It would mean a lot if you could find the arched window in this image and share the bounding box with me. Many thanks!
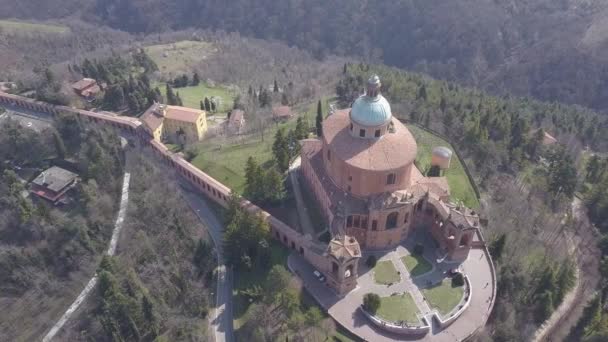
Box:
[359,129,366,137]
[386,212,398,229]
[386,173,396,185]
[375,129,381,137]
[327,149,331,161]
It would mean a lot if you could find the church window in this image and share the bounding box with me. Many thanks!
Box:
[404,212,409,224]
[361,217,368,229]
[346,215,353,227]
[327,149,331,161]
[386,173,396,185]
[371,220,378,231]
[359,129,365,137]
[386,212,398,229]
[354,216,360,227]
[350,123,353,131]
[375,129,381,137]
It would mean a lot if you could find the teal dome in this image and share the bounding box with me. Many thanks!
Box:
[350,94,392,127]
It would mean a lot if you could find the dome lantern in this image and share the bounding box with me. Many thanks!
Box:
[350,75,392,129]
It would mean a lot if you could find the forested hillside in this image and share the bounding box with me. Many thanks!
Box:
[2,0,608,110]
[0,116,124,341]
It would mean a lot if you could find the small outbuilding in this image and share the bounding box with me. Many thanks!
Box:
[272,106,293,121]
[228,109,245,134]
[72,78,103,100]
[30,166,79,204]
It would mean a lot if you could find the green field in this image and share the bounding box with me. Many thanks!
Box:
[422,279,464,316]
[0,19,70,35]
[401,254,432,277]
[408,125,480,209]
[191,107,311,193]
[373,260,400,285]
[157,82,235,113]
[376,293,420,324]
[145,40,215,75]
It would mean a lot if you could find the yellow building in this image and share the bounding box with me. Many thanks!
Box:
[141,103,207,144]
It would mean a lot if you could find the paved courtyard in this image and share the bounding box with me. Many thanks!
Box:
[288,229,495,341]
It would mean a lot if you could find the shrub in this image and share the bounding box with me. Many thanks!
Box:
[413,243,424,256]
[452,273,464,287]
[366,255,377,268]
[363,293,381,314]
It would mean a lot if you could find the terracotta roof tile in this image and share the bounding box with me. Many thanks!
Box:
[165,105,204,123]
[323,109,417,171]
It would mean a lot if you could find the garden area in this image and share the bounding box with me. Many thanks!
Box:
[373,260,400,285]
[157,81,236,113]
[376,293,420,325]
[421,279,465,316]
[408,125,480,209]
[0,19,70,35]
[401,254,432,277]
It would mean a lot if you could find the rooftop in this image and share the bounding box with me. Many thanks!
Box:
[31,166,78,193]
[272,105,292,119]
[327,235,361,262]
[140,103,164,131]
[323,109,418,172]
[71,78,97,91]
[229,109,244,124]
[164,105,204,123]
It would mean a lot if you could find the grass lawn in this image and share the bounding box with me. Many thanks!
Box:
[376,293,420,324]
[422,279,464,316]
[157,82,235,113]
[0,19,70,34]
[401,254,432,277]
[373,260,400,285]
[144,40,216,75]
[408,125,480,209]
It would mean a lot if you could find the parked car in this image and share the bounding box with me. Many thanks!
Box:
[313,270,325,282]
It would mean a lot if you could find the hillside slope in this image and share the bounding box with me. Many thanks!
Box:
[2,0,608,110]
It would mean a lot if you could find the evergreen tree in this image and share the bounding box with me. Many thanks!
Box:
[586,155,602,184]
[192,72,200,86]
[273,79,279,93]
[315,100,323,136]
[248,85,253,97]
[264,168,285,203]
[295,116,308,140]
[489,234,507,261]
[200,100,205,110]
[210,99,216,112]
[273,128,290,172]
[166,84,177,105]
[175,92,183,106]
[204,97,211,112]
[244,157,263,201]
[417,84,428,101]
[281,92,289,105]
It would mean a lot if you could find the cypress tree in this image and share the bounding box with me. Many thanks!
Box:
[192,72,200,86]
[166,84,177,105]
[200,100,205,110]
[315,100,323,136]
[204,97,211,112]
[273,79,279,93]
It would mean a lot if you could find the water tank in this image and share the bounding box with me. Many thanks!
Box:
[431,146,453,170]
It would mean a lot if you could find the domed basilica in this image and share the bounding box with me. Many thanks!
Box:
[300,75,482,293]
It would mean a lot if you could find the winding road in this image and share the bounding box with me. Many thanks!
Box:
[180,183,234,342]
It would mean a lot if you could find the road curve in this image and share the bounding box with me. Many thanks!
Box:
[180,183,234,342]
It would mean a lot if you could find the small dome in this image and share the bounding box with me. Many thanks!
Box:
[350,94,392,127]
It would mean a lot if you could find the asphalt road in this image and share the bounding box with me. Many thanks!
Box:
[180,184,234,342]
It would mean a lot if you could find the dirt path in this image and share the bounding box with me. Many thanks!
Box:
[41,172,131,342]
